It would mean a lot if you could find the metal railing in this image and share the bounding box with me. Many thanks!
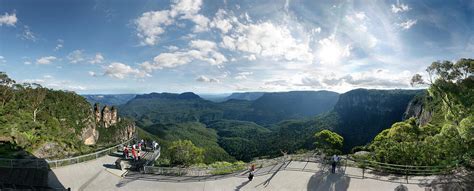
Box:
[143,163,247,176]
[0,138,134,169]
[345,157,458,179]
[46,138,135,168]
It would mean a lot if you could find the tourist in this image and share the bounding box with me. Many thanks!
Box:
[251,164,256,171]
[131,146,137,161]
[248,170,254,181]
[331,154,339,173]
[137,150,141,160]
[153,141,159,151]
[123,146,129,159]
[143,140,147,150]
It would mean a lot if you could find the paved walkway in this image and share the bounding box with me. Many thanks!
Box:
[50,154,472,191]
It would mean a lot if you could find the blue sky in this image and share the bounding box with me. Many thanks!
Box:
[0,0,473,94]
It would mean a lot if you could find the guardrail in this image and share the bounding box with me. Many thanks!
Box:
[345,157,458,177]
[0,138,135,169]
[143,163,247,176]
[47,138,135,168]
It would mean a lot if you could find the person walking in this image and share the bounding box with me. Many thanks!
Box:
[331,154,339,173]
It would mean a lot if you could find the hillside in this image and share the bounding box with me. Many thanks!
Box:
[0,72,135,159]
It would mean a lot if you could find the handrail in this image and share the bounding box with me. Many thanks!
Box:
[345,156,458,176]
[46,138,135,168]
[0,138,135,169]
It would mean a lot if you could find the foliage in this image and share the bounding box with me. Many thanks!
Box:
[168,140,204,167]
[370,58,473,166]
[208,161,246,175]
[0,72,97,158]
[314,130,344,155]
[142,122,235,163]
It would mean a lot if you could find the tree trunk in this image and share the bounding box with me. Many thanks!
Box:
[33,108,37,122]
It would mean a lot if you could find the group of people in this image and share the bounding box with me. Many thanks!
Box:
[122,139,159,161]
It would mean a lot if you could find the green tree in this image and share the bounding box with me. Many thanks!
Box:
[168,140,204,166]
[314,130,343,155]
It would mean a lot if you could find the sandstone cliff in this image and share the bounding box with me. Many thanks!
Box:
[403,94,433,126]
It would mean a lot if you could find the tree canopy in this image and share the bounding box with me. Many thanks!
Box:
[168,140,204,166]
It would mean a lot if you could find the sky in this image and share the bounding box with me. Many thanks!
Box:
[0,0,473,94]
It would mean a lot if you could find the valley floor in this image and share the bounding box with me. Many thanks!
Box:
[50,154,470,191]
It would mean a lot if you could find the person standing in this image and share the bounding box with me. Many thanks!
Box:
[331,154,339,173]
[248,170,254,181]
[123,146,129,159]
[131,146,137,161]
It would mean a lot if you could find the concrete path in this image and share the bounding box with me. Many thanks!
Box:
[50,155,471,191]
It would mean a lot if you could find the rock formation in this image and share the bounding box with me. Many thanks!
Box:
[98,105,118,128]
[94,103,101,122]
[403,96,433,126]
[81,117,98,145]
[111,106,118,125]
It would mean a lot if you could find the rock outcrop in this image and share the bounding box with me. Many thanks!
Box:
[81,117,98,145]
[94,103,101,122]
[403,95,433,126]
[94,104,119,128]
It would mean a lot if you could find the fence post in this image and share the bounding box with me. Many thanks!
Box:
[362,160,365,179]
[405,165,408,184]
[10,159,13,168]
[344,158,347,174]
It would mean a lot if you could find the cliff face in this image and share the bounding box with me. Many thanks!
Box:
[403,94,433,126]
[332,89,423,151]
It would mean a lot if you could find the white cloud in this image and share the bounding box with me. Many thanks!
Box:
[312,27,321,34]
[234,72,253,80]
[297,69,413,91]
[398,19,417,30]
[210,9,233,34]
[141,39,227,72]
[135,10,173,46]
[88,71,98,77]
[104,62,142,79]
[21,25,36,41]
[89,53,104,64]
[0,12,17,26]
[391,2,411,13]
[0,56,6,63]
[195,75,219,83]
[135,0,207,46]
[24,61,32,65]
[67,50,85,64]
[221,21,313,62]
[22,77,87,91]
[36,56,57,65]
[54,39,64,51]
[166,45,179,51]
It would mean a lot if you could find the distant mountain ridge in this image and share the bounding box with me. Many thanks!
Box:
[82,94,136,106]
[119,90,340,125]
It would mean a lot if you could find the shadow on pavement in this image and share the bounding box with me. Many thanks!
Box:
[0,142,67,190]
[234,180,251,191]
[307,171,350,191]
